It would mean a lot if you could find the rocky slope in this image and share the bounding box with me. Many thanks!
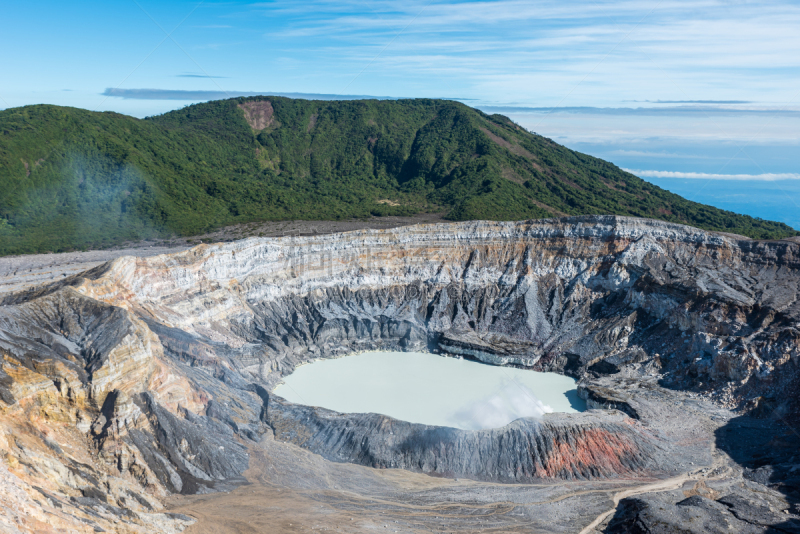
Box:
[0,215,799,532]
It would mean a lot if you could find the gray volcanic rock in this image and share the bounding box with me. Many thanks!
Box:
[438,329,537,365]
[129,393,249,494]
[266,394,662,482]
[606,492,800,534]
[606,495,763,534]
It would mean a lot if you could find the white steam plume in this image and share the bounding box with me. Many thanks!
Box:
[449,378,553,430]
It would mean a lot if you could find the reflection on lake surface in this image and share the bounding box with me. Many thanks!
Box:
[273,351,586,430]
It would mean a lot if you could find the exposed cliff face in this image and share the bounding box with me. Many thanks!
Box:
[0,215,798,532]
[72,215,800,400]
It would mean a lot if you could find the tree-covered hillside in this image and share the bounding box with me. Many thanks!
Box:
[0,97,795,255]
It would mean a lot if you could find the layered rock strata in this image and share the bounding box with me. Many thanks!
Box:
[0,215,798,532]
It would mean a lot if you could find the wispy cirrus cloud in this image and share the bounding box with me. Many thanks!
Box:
[247,0,800,107]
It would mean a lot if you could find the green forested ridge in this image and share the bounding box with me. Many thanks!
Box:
[0,97,795,255]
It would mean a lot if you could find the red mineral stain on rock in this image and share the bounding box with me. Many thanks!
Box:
[535,427,644,479]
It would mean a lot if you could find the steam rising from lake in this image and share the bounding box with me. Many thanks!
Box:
[450,378,555,430]
[273,351,584,430]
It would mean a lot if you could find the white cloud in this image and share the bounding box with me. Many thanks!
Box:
[625,169,800,181]
[448,378,553,430]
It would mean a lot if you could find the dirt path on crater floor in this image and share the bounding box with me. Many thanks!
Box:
[578,454,735,533]
[166,435,697,534]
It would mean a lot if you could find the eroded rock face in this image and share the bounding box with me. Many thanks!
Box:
[267,396,661,481]
[606,491,800,534]
[71,215,800,399]
[0,215,798,532]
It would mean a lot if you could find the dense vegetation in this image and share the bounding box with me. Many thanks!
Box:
[0,97,795,255]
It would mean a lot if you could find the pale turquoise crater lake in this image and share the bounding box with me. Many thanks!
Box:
[273,351,586,430]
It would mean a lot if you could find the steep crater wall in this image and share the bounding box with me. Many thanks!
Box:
[76,215,800,395]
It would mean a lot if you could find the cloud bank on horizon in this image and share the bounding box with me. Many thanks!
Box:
[626,170,800,181]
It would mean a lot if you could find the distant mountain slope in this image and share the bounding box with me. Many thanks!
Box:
[0,97,795,254]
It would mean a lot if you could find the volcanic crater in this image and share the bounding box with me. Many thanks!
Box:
[1,215,800,533]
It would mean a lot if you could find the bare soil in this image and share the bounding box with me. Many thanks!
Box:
[166,432,622,534]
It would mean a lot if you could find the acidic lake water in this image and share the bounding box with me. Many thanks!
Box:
[273,351,586,430]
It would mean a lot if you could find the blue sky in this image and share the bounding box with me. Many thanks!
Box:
[3,0,799,111]
[1,0,799,225]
